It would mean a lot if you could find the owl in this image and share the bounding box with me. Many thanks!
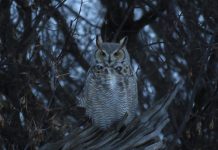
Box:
[79,36,138,129]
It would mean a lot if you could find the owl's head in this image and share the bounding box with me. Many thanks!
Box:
[93,36,130,66]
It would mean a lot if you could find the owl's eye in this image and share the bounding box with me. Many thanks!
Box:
[113,50,124,59]
[96,50,107,62]
[100,51,106,57]
[114,51,120,56]
[96,50,106,58]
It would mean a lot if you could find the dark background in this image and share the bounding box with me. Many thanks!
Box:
[0,0,217,149]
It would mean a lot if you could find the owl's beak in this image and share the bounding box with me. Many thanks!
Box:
[108,56,113,66]
[108,57,111,64]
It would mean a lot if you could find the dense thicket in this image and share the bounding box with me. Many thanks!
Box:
[0,0,217,149]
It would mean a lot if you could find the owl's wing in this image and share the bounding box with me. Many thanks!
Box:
[76,67,95,108]
[76,89,86,108]
[121,67,138,124]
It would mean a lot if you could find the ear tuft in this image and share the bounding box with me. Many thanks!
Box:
[119,36,128,48]
[96,35,103,49]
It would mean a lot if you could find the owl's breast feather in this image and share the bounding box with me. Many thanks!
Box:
[108,74,117,89]
[93,68,124,86]
[84,66,137,128]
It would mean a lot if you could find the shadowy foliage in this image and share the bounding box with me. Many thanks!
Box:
[0,0,217,149]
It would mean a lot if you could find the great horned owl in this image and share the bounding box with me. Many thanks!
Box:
[79,36,138,129]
